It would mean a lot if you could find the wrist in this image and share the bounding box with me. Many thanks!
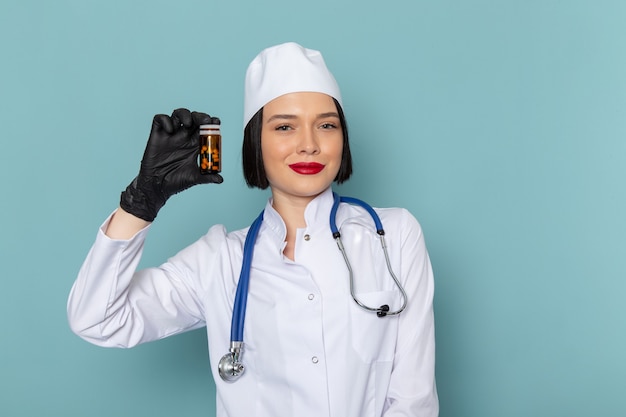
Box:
[119,177,164,222]
[105,207,151,239]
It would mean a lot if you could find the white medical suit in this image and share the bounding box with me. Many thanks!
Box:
[67,187,438,416]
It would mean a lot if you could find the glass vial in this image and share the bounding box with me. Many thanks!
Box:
[199,118,221,174]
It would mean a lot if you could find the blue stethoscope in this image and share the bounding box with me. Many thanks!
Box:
[217,193,408,382]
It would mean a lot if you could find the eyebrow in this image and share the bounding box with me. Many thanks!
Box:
[265,112,340,123]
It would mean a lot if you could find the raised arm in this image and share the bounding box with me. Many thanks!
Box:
[68,108,223,346]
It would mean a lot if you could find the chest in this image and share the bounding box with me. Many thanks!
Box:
[242,222,402,356]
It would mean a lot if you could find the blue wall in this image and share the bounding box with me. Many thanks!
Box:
[1,1,625,415]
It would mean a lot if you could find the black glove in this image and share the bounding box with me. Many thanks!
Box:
[120,108,223,222]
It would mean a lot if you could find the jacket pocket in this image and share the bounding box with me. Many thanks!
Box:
[349,290,399,363]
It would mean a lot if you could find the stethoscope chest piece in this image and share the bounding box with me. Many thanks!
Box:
[218,341,245,382]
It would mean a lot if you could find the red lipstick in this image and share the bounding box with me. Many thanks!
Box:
[289,162,325,175]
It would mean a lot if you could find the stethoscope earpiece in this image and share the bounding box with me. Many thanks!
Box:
[376,304,390,318]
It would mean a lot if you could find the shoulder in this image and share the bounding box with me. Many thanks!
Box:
[375,207,425,247]
[170,223,249,262]
[376,207,422,232]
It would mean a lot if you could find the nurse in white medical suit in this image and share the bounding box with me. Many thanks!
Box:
[68,42,439,417]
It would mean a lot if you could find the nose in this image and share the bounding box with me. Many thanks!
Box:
[296,127,320,155]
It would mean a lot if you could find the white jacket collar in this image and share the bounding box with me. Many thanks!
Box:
[262,187,335,244]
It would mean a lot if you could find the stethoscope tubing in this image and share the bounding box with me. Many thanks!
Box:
[219,193,408,381]
[230,211,264,342]
[330,193,408,317]
[330,194,383,235]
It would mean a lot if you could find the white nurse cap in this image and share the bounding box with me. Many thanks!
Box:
[243,42,342,128]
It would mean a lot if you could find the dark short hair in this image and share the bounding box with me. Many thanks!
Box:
[242,98,352,189]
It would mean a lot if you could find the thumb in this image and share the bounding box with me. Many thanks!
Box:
[196,173,224,185]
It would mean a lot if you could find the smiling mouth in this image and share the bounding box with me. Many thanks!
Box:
[289,162,325,175]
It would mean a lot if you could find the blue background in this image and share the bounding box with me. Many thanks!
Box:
[1,0,625,415]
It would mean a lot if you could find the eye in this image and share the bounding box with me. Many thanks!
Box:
[320,122,338,129]
[275,124,292,131]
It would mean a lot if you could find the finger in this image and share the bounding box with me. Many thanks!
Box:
[191,111,213,126]
[153,114,174,134]
[172,108,193,128]
[180,160,224,186]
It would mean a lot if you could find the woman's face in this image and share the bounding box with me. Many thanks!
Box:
[261,92,343,202]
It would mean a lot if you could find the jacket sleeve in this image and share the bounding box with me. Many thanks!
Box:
[384,209,439,416]
[67,213,217,348]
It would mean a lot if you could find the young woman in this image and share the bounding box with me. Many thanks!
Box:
[68,42,439,416]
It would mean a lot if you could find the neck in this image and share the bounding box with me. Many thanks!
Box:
[271,193,311,231]
[270,189,327,260]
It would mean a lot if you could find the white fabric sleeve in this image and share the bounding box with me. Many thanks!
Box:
[67,213,225,348]
[384,209,439,416]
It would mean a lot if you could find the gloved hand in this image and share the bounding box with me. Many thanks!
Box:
[120,108,223,222]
